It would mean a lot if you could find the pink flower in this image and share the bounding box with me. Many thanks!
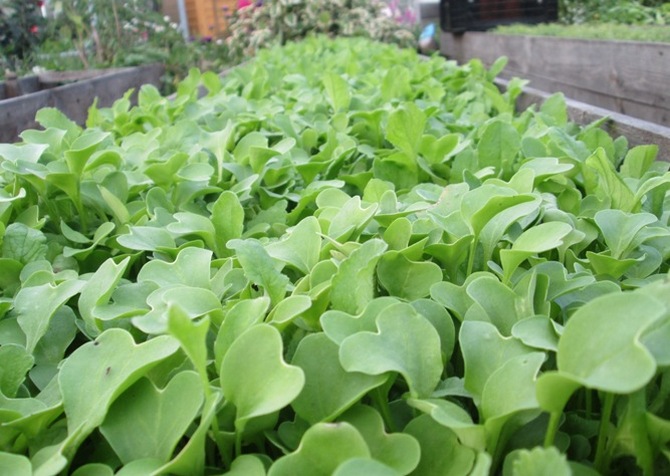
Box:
[238,0,252,8]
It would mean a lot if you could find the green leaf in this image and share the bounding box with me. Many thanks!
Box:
[465,275,520,336]
[339,310,442,398]
[583,147,635,212]
[481,353,545,446]
[511,317,559,352]
[99,372,204,464]
[0,344,34,397]
[477,120,521,176]
[593,209,657,260]
[131,285,221,335]
[620,145,658,179]
[339,405,420,474]
[411,298,456,364]
[381,65,411,102]
[78,257,130,336]
[155,391,222,476]
[333,459,399,476]
[266,217,321,275]
[71,464,114,476]
[117,226,176,251]
[386,103,426,159]
[557,291,666,393]
[0,452,32,475]
[211,191,245,258]
[504,446,571,476]
[214,297,270,371]
[500,222,573,282]
[137,247,212,289]
[64,130,111,176]
[228,239,290,307]
[220,324,304,432]
[224,455,268,475]
[267,295,312,329]
[291,333,387,424]
[167,306,210,383]
[166,212,216,251]
[323,73,351,112]
[31,306,78,390]
[15,279,85,353]
[535,372,582,414]
[326,196,378,242]
[404,414,477,476]
[330,239,387,315]
[321,297,401,345]
[268,422,370,476]
[3,223,47,265]
[377,251,443,300]
[58,329,179,455]
[460,321,532,402]
[35,107,81,142]
[406,398,486,450]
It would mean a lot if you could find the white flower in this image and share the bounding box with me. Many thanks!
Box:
[164,15,170,22]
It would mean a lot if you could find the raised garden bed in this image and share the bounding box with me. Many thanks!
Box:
[0,64,164,143]
[3,35,670,475]
[440,31,670,128]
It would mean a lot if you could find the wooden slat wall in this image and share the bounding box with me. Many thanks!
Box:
[185,0,237,38]
[440,32,670,127]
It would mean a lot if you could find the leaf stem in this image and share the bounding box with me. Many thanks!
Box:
[629,389,654,476]
[594,392,615,473]
[585,389,593,420]
[544,411,561,448]
[235,431,242,459]
[372,386,397,433]
[466,237,477,276]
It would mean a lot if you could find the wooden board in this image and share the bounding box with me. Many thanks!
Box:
[441,32,670,127]
[0,64,164,143]
[185,0,237,38]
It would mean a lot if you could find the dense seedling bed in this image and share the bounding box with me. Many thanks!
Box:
[1,36,670,475]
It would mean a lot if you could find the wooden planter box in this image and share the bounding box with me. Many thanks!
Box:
[0,64,164,143]
[440,32,670,127]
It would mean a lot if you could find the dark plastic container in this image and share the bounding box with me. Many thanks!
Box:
[440,0,558,33]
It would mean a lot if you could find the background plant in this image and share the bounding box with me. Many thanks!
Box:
[0,0,46,74]
[225,0,418,63]
[560,0,670,25]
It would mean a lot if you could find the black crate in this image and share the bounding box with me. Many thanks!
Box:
[440,0,559,33]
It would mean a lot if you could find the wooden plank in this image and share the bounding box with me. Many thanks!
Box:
[0,64,165,143]
[37,68,127,86]
[496,78,670,162]
[441,32,670,127]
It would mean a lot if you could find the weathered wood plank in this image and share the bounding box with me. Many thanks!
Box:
[37,68,128,86]
[441,31,670,127]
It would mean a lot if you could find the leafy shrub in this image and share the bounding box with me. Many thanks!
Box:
[561,0,670,24]
[225,0,417,62]
[0,0,45,73]
[1,36,670,475]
